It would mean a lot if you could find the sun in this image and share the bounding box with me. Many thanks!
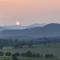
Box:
[16,21,20,26]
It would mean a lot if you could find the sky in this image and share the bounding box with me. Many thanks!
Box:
[0,0,60,26]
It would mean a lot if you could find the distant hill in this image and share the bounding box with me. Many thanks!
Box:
[0,23,60,39]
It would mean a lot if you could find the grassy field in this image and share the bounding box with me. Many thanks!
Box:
[0,43,60,60]
[8,47,60,57]
[0,57,60,60]
[0,56,11,60]
[18,57,60,60]
[2,43,60,58]
[2,48,60,56]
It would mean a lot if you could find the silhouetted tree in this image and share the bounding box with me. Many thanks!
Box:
[0,51,4,56]
[25,51,32,57]
[45,54,54,58]
[5,52,11,56]
[14,52,20,56]
[12,55,18,60]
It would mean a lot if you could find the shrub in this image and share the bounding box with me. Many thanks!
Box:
[32,53,40,57]
[5,52,11,56]
[45,54,54,58]
[14,52,20,56]
[21,51,41,57]
[25,51,32,57]
[12,55,18,60]
[21,53,25,57]
[0,51,4,56]
[36,53,40,57]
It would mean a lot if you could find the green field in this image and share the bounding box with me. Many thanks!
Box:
[2,43,60,58]
[0,57,60,60]
[18,57,60,60]
[2,47,60,57]
[0,43,60,60]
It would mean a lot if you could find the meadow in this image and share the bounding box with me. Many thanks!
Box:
[0,57,60,60]
[0,43,60,60]
[18,57,60,60]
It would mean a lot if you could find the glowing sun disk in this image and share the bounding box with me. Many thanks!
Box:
[16,21,20,26]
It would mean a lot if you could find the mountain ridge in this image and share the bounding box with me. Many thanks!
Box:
[0,23,60,39]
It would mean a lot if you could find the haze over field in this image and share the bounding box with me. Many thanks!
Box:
[0,0,60,26]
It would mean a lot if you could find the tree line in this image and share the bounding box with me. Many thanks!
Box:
[0,37,60,49]
[0,50,55,57]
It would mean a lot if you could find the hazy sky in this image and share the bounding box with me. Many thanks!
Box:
[0,0,60,26]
